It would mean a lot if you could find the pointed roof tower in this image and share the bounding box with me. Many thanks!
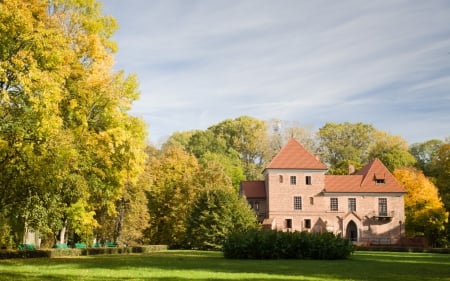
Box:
[266,138,327,170]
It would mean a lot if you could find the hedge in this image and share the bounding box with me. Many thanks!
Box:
[223,230,355,260]
[0,245,168,259]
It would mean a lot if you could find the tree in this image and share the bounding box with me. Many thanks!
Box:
[185,186,258,250]
[410,139,443,178]
[317,122,376,167]
[394,168,448,247]
[0,0,146,247]
[368,131,416,172]
[145,146,200,246]
[209,116,268,179]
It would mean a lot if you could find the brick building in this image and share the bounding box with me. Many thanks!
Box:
[240,138,406,244]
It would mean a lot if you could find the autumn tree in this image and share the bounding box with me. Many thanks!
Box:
[394,168,448,246]
[0,0,146,247]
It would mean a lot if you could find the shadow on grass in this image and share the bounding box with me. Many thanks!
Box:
[1,251,449,281]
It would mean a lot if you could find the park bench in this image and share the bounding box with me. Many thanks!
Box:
[105,241,118,247]
[53,243,68,249]
[75,243,87,249]
[18,243,35,250]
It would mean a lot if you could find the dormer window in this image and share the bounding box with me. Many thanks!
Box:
[375,179,385,185]
[374,173,386,185]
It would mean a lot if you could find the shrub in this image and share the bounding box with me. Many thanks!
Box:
[223,230,355,260]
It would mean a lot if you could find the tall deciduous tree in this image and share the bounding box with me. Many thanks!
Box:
[145,146,200,246]
[317,122,376,167]
[410,139,443,178]
[185,186,258,250]
[0,0,146,247]
[209,116,268,180]
[394,168,448,246]
[368,131,416,172]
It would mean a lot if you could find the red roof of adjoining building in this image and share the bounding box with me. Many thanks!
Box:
[325,158,406,193]
[240,181,266,199]
[266,138,328,170]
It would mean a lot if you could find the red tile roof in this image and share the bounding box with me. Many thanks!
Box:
[325,158,406,193]
[240,181,266,198]
[266,138,328,170]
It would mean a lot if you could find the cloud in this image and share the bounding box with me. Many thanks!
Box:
[102,0,450,144]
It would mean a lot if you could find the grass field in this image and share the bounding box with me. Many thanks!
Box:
[0,250,449,281]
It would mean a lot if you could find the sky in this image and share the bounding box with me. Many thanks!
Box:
[101,0,450,146]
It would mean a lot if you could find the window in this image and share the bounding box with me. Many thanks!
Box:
[375,179,385,185]
[348,198,356,212]
[286,219,292,229]
[304,219,311,229]
[254,201,259,211]
[378,198,387,216]
[310,197,314,205]
[279,175,283,183]
[330,198,338,211]
[290,176,297,185]
[294,196,302,210]
[305,176,312,185]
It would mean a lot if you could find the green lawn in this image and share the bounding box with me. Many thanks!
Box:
[0,250,449,281]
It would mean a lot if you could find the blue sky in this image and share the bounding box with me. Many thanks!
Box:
[101,0,450,145]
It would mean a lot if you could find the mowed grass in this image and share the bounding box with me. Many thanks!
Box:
[0,250,449,281]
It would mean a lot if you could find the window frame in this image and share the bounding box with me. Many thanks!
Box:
[305,175,312,185]
[294,196,302,210]
[330,198,338,211]
[348,198,356,212]
[290,176,297,185]
[378,198,388,216]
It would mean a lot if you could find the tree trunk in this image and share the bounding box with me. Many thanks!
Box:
[59,220,67,244]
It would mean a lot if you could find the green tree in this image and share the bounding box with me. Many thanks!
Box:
[145,146,200,246]
[317,122,376,167]
[368,131,416,172]
[410,139,443,178]
[185,186,258,250]
[209,116,268,179]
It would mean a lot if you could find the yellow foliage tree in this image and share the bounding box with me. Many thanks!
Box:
[394,168,449,246]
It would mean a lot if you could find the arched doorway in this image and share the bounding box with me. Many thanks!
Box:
[346,221,358,242]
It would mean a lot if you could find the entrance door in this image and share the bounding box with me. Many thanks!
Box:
[346,221,358,242]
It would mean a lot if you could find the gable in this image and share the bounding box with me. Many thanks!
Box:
[265,138,327,170]
[325,158,406,193]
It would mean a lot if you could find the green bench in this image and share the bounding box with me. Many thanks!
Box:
[105,241,118,247]
[75,242,87,249]
[18,243,35,250]
[53,243,68,249]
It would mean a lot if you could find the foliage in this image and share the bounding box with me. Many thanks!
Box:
[145,146,200,246]
[223,230,355,260]
[209,116,268,179]
[368,131,416,171]
[394,168,449,246]
[317,122,376,166]
[410,139,443,178]
[0,0,146,247]
[185,186,258,250]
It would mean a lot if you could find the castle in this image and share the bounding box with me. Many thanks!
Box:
[240,138,406,244]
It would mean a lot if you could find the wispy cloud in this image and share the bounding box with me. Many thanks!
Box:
[102,0,450,144]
